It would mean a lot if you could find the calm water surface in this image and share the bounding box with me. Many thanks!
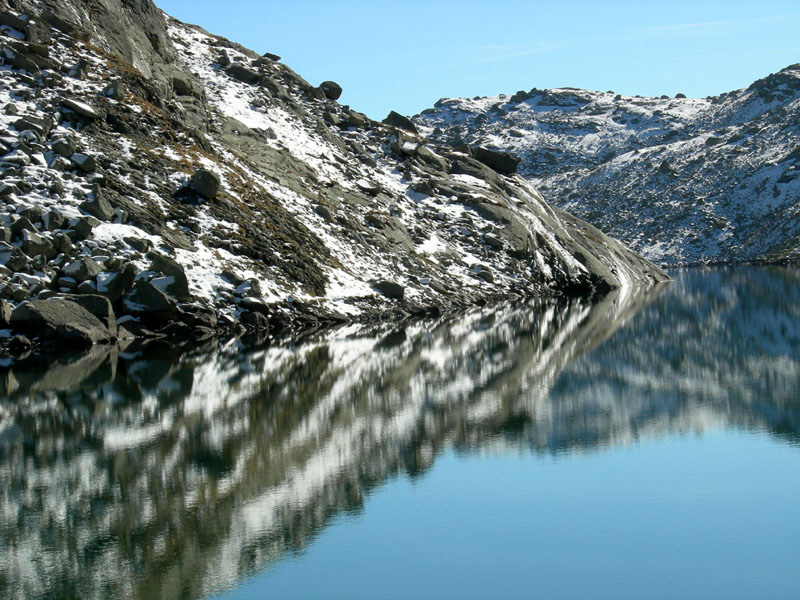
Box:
[1,267,799,599]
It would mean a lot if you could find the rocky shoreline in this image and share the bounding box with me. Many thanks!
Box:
[0,0,668,359]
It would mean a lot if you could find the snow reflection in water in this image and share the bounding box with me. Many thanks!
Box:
[1,267,799,600]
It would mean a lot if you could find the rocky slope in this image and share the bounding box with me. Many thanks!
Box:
[0,0,667,352]
[414,65,800,265]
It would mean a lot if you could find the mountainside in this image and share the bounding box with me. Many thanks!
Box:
[414,65,800,265]
[0,0,666,350]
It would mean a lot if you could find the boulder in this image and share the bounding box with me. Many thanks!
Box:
[191,168,221,199]
[382,110,418,133]
[0,242,28,272]
[20,230,56,260]
[149,252,190,301]
[472,147,520,175]
[80,189,115,222]
[70,153,96,173]
[227,64,259,83]
[62,98,100,119]
[62,256,102,282]
[122,280,177,321]
[10,298,113,347]
[319,80,343,101]
[62,294,116,338]
[374,280,405,300]
[96,262,137,303]
[239,309,269,330]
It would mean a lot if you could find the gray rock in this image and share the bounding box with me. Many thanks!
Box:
[102,80,125,100]
[227,64,259,83]
[71,216,99,239]
[76,280,97,294]
[70,153,96,173]
[191,168,221,199]
[473,264,495,283]
[63,256,102,282]
[10,297,112,347]
[0,183,19,197]
[10,216,37,238]
[123,280,177,320]
[148,252,190,301]
[239,309,269,329]
[124,236,153,253]
[25,19,52,45]
[382,110,418,133]
[483,232,504,249]
[42,210,67,231]
[374,280,405,300]
[319,81,343,101]
[50,138,76,158]
[80,192,115,222]
[20,230,55,260]
[62,293,116,338]
[0,242,28,272]
[472,147,521,175]
[97,262,137,303]
[62,98,100,119]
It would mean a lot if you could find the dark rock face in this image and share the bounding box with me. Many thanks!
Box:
[472,147,521,175]
[382,110,418,133]
[374,280,404,300]
[122,280,178,322]
[148,253,190,301]
[10,298,113,347]
[319,80,342,100]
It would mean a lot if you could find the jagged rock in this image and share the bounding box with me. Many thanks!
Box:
[80,191,115,222]
[63,257,102,282]
[148,252,190,301]
[263,52,281,61]
[42,211,67,231]
[62,98,100,119]
[0,182,18,197]
[70,153,96,173]
[319,80,342,100]
[25,19,53,45]
[10,297,113,347]
[483,232,504,249]
[124,236,153,253]
[216,49,231,67]
[122,280,178,320]
[0,242,27,272]
[20,230,55,260]
[50,138,75,158]
[191,168,221,199]
[374,280,405,300]
[10,217,36,238]
[15,115,51,137]
[472,264,495,283]
[472,147,520,175]
[102,80,126,99]
[97,263,137,303]
[70,216,98,239]
[172,74,203,99]
[383,111,418,133]
[62,294,117,338]
[227,64,259,83]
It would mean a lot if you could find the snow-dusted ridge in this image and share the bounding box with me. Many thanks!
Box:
[414,65,800,265]
[0,0,665,348]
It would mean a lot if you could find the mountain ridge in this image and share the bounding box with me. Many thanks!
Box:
[414,63,800,265]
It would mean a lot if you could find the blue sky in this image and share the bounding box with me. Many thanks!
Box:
[156,0,800,120]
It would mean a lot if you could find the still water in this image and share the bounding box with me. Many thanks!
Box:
[1,267,799,599]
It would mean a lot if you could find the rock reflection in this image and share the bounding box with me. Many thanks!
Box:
[1,268,799,600]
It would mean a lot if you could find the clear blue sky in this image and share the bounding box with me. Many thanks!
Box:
[156,0,800,120]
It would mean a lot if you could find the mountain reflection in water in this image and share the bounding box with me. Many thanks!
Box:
[1,267,799,600]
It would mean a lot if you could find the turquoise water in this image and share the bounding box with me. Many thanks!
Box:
[1,267,799,599]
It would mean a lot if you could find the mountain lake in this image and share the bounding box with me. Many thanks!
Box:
[1,266,798,600]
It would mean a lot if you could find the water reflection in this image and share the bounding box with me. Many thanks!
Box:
[1,267,799,600]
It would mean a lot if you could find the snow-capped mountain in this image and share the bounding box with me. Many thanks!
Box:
[414,65,800,265]
[0,0,666,351]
